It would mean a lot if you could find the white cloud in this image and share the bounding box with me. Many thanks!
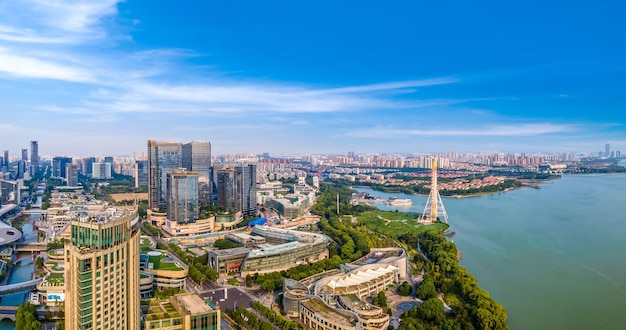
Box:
[0,0,122,44]
[0,49,94,82]
[346,123,575,138]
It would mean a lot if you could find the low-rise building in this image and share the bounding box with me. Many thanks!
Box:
[208,226,329,276]
[143,293,220,330]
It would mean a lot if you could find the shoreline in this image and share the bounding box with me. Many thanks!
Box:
[354,182,544,199]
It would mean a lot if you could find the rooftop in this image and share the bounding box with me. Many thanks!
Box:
[173,293,216,315]
[301,298,355,327]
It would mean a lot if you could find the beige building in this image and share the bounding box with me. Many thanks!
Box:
[144,293,220,330]
[64,207,141,330]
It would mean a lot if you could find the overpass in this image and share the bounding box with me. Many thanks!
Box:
[23,209,49,215]
[0,277,44,296]
[15,242,48,252]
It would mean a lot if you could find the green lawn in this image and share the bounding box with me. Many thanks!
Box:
[147,254,184,271]
[356,210,449,237]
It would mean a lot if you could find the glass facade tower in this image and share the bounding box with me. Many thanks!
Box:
[148,141,182,209]
[167,169,199,224]
[182,141,212,205]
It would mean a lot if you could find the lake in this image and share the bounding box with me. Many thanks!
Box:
[356,173,626,329]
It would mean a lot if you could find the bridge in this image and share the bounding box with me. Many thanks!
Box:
[15,242,48,252]
[0,306,18,322]
[23,209,49,215]
[0,277,44,296]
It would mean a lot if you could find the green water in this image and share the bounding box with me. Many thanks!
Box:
[357,174,626,329]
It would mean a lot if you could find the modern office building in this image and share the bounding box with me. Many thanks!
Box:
[92,162,112,179]
[52,157,73,178]
[235,164,257,216]
[217,168,236,212]
[167,169,199,225]
[182,141,212,204]
[148,141,182,209]
[22,148,28,161]
[30,141,39,174]
[64,207,141,330]
[605,144,611,157]
[3,150,8,168]
[66,164,79,187]
[135,160,148,188]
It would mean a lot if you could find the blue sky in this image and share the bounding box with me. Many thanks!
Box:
[0,0,624,156]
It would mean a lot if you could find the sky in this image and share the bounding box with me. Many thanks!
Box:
[0,0,625,157]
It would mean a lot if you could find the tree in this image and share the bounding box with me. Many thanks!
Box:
[416,298,445,323]
[416,278,438,300]
[398,281,413,296]
[373,291,387,308]
[35,256,44,269]
[16,302,42,330]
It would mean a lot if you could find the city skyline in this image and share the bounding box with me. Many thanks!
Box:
[0,1,625,156]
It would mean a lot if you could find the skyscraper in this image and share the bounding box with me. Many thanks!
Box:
[52,157,73,178]
[605,143,611,157]
[182,141,212,204]
[217,165,257,216]
[217,168,236,212]
[235,164,257,216]
[21,149,28,161]
[3,150,8,168]
[16,160,25,179]
[30,141,39,174]
[64,207,141,330]
[148,141,182,209]
[167,169,199,224]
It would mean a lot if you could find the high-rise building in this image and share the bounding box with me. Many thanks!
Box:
[21,149,28,161]
[30,141,39,174]
[167,169,199,224]
[81,157,96,177]
[135,160,148,188]
[64,208,141,330]
[3,150,8,168]
[92,162,112,179]
[104,156,114,174]
[182,141,212,204]
[605,144,611,157]
[148,141,182,209]
[66,164,79,186]
[17,160,26,179]
[52,157,73,178]
[217,168,236,212]
[235,164,257,216]
[217,165,257,216]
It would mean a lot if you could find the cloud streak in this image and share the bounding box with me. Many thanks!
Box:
[0,0,122,44]
[346,123,575,138]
